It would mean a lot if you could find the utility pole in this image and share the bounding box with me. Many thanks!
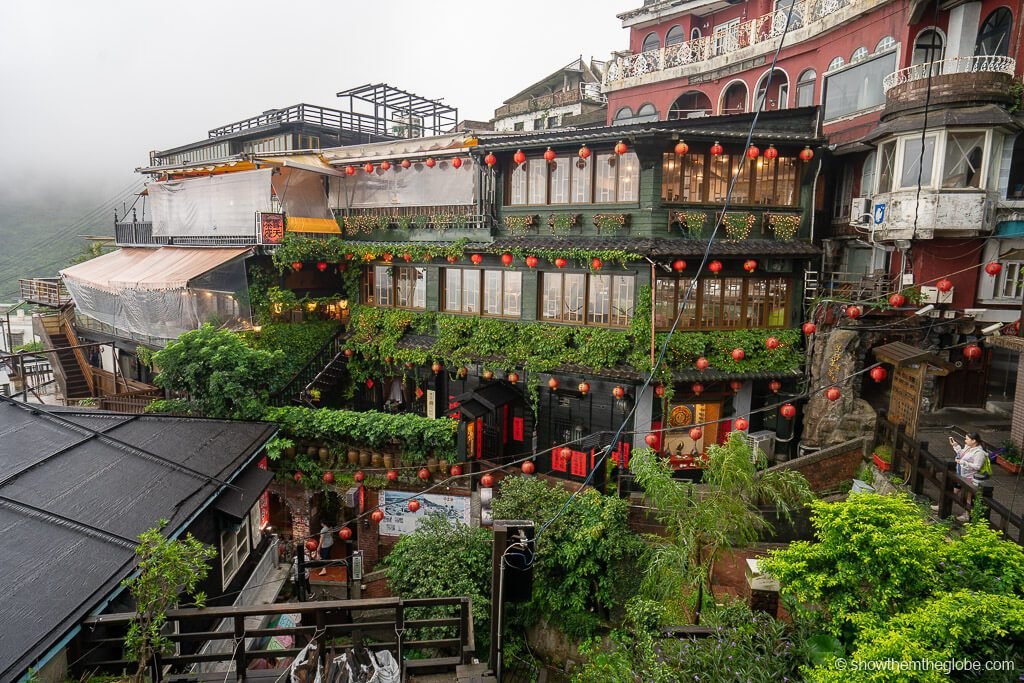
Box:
[488,520,535,681]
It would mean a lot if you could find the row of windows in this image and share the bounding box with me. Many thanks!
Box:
[661,153,800,205]
[654,277,790,330]
[507,152,640,206]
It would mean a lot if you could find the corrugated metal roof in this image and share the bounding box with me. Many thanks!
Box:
[0,402,276,682]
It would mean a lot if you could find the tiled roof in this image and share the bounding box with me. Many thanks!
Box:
[486,237,820,258]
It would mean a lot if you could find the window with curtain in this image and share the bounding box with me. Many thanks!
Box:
[662,152,798,205]
[942,132,985,189]
[444,268,520,317]
[542,272,634,326]
[656,276,789,330]
[506,151,637,205]
[363,266,425,310]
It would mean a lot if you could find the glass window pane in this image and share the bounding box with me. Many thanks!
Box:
[747,279,768,326]
[550,158,571,203]
[701,278,722,326]
[375,266,392,307]
[901,136,936,188]
[878,142,896,193]
[766,278,788,326]
[942,133,985,188]
[563,274,585,322]
[612,275,634,325]
[661,152,681,202]
[654,277,677,329]
[572,156,592,203]
[709,154,732,202]
[722,278,744,327]
[528,158,547,204]
[484,270,502,315]
[595,153,617,202]
[445,269,461,311]
[588,275,611,325]
[463,269,480,313]
[682,153,706,202]
[413,268,425,309]
[510,162,527,205]
[503,271,522,317]
[617,152,640,202]
[542,273,561,320]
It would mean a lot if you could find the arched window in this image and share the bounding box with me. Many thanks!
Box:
[976,8,1012,57]
[860,150,876,198]
[851,47,869,63]
[636,103,659,122]
[613,106,634,122]
[912,29,944,66]
[669,91,714,119]
[796,68,816,107]
[721,81,748,114]
[827,56,844,72]
[642,32,661,52]
[875,36,896,52]
[754,70,789,111]
[691,27,702,40]
[666,25,685,47]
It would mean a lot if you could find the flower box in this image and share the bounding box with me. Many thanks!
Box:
[996,454,1022,474]
[872,452,892,472]
[593,212,630,233]
[503,214,537,235]
[548,212,581,235]
[673,210,707,238]
[767,213,801,241]
[721,212,756,240]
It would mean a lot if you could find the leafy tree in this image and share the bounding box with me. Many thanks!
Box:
[150,324,285,419]
[629,432,812,623]
[381,514,492,653]
[491,475,644,637]
[123,522,216,682]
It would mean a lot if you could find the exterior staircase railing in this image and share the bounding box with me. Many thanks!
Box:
[270,326,348,406]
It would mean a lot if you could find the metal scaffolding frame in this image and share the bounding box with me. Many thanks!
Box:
[336,83,458,138]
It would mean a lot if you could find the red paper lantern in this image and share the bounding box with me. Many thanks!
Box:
[522,460,535,474]
[408,499,420,513]
[482,369,494,380]
[345,253,354,260]
[525,255,539,268]
[484,152,497,167]
[578,381,590,395]
[554,257,568,268]
[888,293,906,308]
[338,527,352,540]
[985,262,1002,277]
[766,336,780,350]
[870,366,888,383]
[508,372,519,384]
[710,141,724,156]
[695,357,709,371]
[363,162,374,173]
[432,361,443,374]
[345,166,356,176]
[380,160,391,171]
[747,145,760,159]
[323,471,334,484]
[578,145,591,159]
[365,379,374,388]
[731,348,745,361]
[306,539,319,552]
[802,321,817,335]
[780,403,796,419]
[672,259,687,272]
[382,252,393,263]
[293,471,302,482]
[386,469,398,482]
[481,473,495,488]
[691,382,704,396]
[548,377,560,390]
[730,379,744,392]
[447,255,459,263]
[645,433,659,447]
[674,141,689,156]
[743,259,757,273]
[560,446,572,459]
[418,467,430,480]
[343,348,354,358]
[513,149,526,165]
[354,470,365,483]
[764,145,779,160]
[846,305,862,319]
[591,257,603,270]
[317,261,328,272]
[405,361,415,369]
[963,344,982,361]
[708,260,723,274]
[470,253,483,265]
[768,379,782,393]
[425,157,436,168]
[401,159,412,169]
[451,464,463,476]
[825,387,841,401]
[543,147,556,162]
[451,157,463,169]
[612,385,625,399]
[501,253,514,267]
[654,384,665,397]
[799,146,814,162]
[936,278,953,293]
[734,417,749,431]
[689,427,703,440]
[292,261,303,271]
[614,141,628,155]
[370,509,385,523]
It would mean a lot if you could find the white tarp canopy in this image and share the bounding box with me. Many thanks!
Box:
[148,169,273,237]
[271,167,332,219]
[328,158,477,209]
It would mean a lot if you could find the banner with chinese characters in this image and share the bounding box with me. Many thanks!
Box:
[259,212,285,244]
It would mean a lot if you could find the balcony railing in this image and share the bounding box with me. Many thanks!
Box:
[18,278,70,307]
[494,82,607,118]
[605,0,861,87]
[882,55,1016,92]
[207,103,383,139]
[115,221,260,247]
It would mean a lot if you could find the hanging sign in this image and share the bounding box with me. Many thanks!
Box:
[259,212,285,244]
[426,389,436,419]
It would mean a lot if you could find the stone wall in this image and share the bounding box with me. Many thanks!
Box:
[768,436,868,492]
[802,327,877,448]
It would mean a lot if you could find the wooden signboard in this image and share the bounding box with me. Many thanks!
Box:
[888,364,925,438]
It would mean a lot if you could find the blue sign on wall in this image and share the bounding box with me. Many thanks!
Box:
[873,203,886,225]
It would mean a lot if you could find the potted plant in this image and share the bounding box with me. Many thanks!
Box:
[872,444,893,472]
[996,440,1022,474]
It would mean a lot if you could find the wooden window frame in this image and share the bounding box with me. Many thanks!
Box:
[441,267,522,318]
[654,275,791,331]
[661,151,801,206]
[505,151,640,207]
[361,265,426,311]
[540,272,635,328]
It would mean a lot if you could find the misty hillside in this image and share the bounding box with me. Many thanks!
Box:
[0,179,145,302]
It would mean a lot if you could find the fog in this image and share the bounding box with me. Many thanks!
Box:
[0,0,629,201]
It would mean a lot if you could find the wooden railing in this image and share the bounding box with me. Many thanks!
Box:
[60,309,95,396]
[270,327,347,406]
[18,278,70,307]
[75,595,476,681]
[875,412,1023,546]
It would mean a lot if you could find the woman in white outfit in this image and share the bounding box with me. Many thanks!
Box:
[950,432,987,482]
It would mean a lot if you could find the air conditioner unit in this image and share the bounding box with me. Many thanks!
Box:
[343,486,360,508]
[851,197,872,224]
[920,285,954,304]
[748,430,777,463]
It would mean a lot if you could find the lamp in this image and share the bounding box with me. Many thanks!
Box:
[982,322,1003,334]
[914,304,935,316]
[339,299,349,310]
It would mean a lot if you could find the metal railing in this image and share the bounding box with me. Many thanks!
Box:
[271,327,346,406]
[18,278,70,307]
[74,311,175,348]
[207,103,385,139]
[115,221,260,247]
[605,0,858,85]
[882,55,1016,92]
[494,82,607,118]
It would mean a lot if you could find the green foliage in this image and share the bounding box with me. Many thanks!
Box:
[241,320,339,390]
[122,522,216,681]
[66,241,115,266]
[936,520,1024,596]
[271,234,470,273]
[629,434,812,622]
[491,476,645,638]
[872,444,893,463]
[12,340,43,353]
[265,405,458,463]
[149,324,286,420]
[1000,439,1023,465]
[381,515,492,654]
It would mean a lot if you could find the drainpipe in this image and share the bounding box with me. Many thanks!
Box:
[648,260,657,368]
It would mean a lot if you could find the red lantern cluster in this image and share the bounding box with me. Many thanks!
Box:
[525,255,539,268]
[370,509,385,523]
[451,157,463,169]
[768,379,782,393]
[675,141,689,156]
[363,162,374,174]
[825,387,841,402]
[338,527,352,540]
[870,366,888,383]
[354,470,365,483]
[501,253,514,267]
[614,141,628,155]
[345,166,356,176]
[689,427,703,440]
[578,145,591,159]
[548,377,560,390]
[672,259,687,272]
[408,499,420,513]
[380,160,391,171]
[554,257,568,268]
[543,147,556,162]
[645,433,659,448]
[316,261,328,272]
[470,253,483,265]
[764,145,779,160]
[386,469,399,482]
[306,539,318,552]
[747,145,760,160]
[418,467,430,481]
[323,471,334,484]
[591,257,603,270]
[985,262,1002,277]
[730,379,744,392]
[691,382,704,396]
[508,372,519,384]
[846,305,862,319]
[710,141,724,156]
[612,386,626,399]
[731,348,745,361]
[799,146,814,162]
[292,261,303,271]
[654,384,665,397]
[802,321,817,335]
[513,149,526,165]
[766,336,780,350]
[425,157,436,168]
[481,473,495,488]
[401,159,412,169]
[484,153,497,167]
[889,293,906,308]
[451,464,463,476]
[578,381,590,395]
[695,357,709,371]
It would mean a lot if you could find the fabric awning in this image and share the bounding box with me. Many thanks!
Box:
[256,154,346,177]
[61,247,252,293]
[215,463,275,521]
[286,217,341,234]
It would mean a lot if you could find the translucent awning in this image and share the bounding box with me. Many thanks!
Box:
[286,217,341,234]
[61,247,252,293]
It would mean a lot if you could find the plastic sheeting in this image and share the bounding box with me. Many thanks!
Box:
[329,158,476,209]
[272,167,332,219]
[61,247,252,344]
[149,168,273,237]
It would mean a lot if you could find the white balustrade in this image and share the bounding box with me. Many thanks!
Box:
[881,55,1016,92]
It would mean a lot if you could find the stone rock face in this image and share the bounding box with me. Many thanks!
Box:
[802,327,877,448]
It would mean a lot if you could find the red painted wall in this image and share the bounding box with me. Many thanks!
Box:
[900,239,985,308]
